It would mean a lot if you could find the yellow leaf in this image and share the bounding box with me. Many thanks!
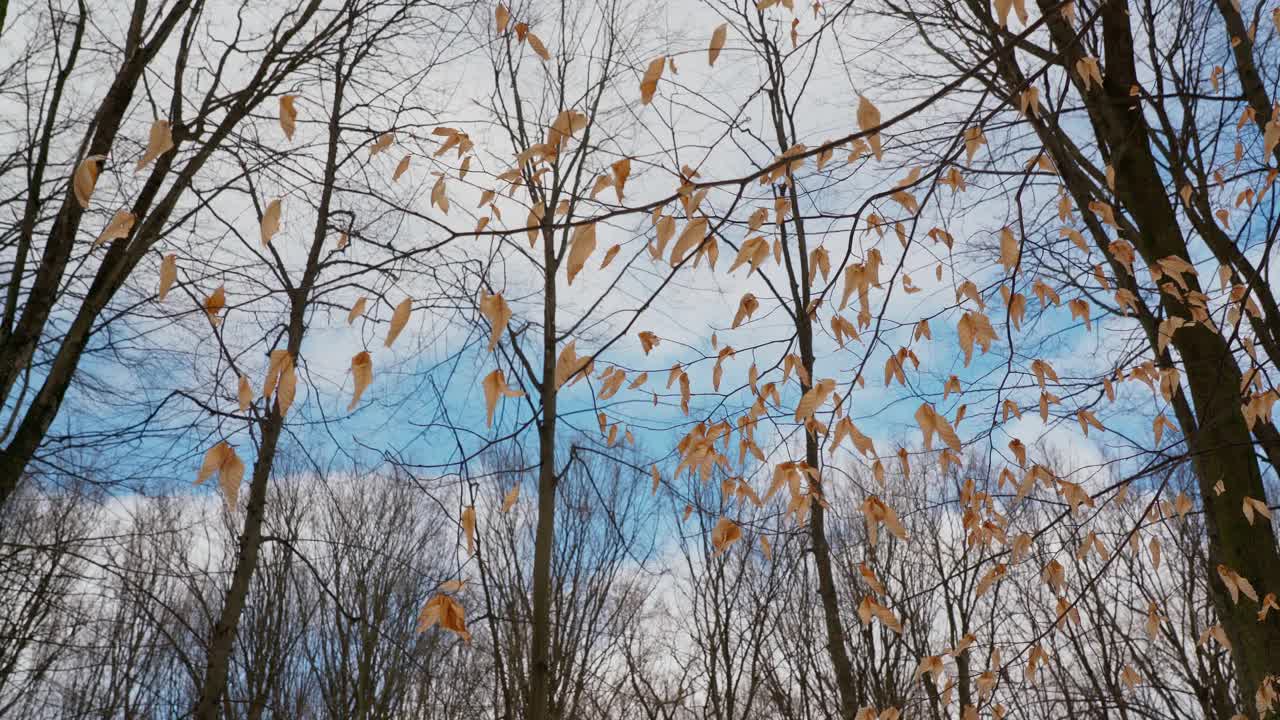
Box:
[998,226,1020,273]
[262,351,298,416]
[386,298,412,348]
[349,351,373,410]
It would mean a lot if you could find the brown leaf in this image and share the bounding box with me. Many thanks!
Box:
[370,132,394,157]
[914,403,961,453]
[711,516,742,556]
[158,253,177,302]
[393,154,411,182]
[640,56,665,105]
[611,158,631,201]
[137,120,174,171]
[709,23,728,65]
[479,292,512,351]
[416,594,470,641]
[566,222,597,285]
[204,285,227,323]
[600,243,621,269]
[386,298,412,348]
[195,441,245,509]
[347,296,368,325]
[237,375,252,412]
[349,351,373,410]
[638,331,660,354]
[431,174,450,213]
[732,293,759,329]
[461,505,477,555]
[260,198,282,246]
[73,156,104,208]
[526,32,551,61]
[501,485,520,513]
[483,369,524,426]
[94,209,135,247]
[279,95,299,141]
[857,96,883,161]
[670,217,708,266]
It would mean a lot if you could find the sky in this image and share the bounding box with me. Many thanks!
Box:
[6,0,1271,530]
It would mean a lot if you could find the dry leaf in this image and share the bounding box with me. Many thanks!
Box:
[94,209,135,247]
[461,505,477,555]
[195,441,245,508]
[279,95,299,141]
[237,375,252,412]
[483,369,524,426]
[349,351,373,410]
[347,296,368,325]
[370,132,394,157]
[711,516,742,556]
[394,154,411,182]
[416,593,470,641]
[567,222,597,285]
[260,198,282,246]
[480,292,512,351]
[137,120,174,171]
[501,485,520,512]
[527,32,551,61]
[640,57,665,105]
[386,298,412,348]
[709,23,728,65]
[204,285,226,323]
[158,253,177,301]
[857,96,883,160]
[73,155,104,208]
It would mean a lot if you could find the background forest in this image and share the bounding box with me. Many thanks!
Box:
[1,0,1278,718]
